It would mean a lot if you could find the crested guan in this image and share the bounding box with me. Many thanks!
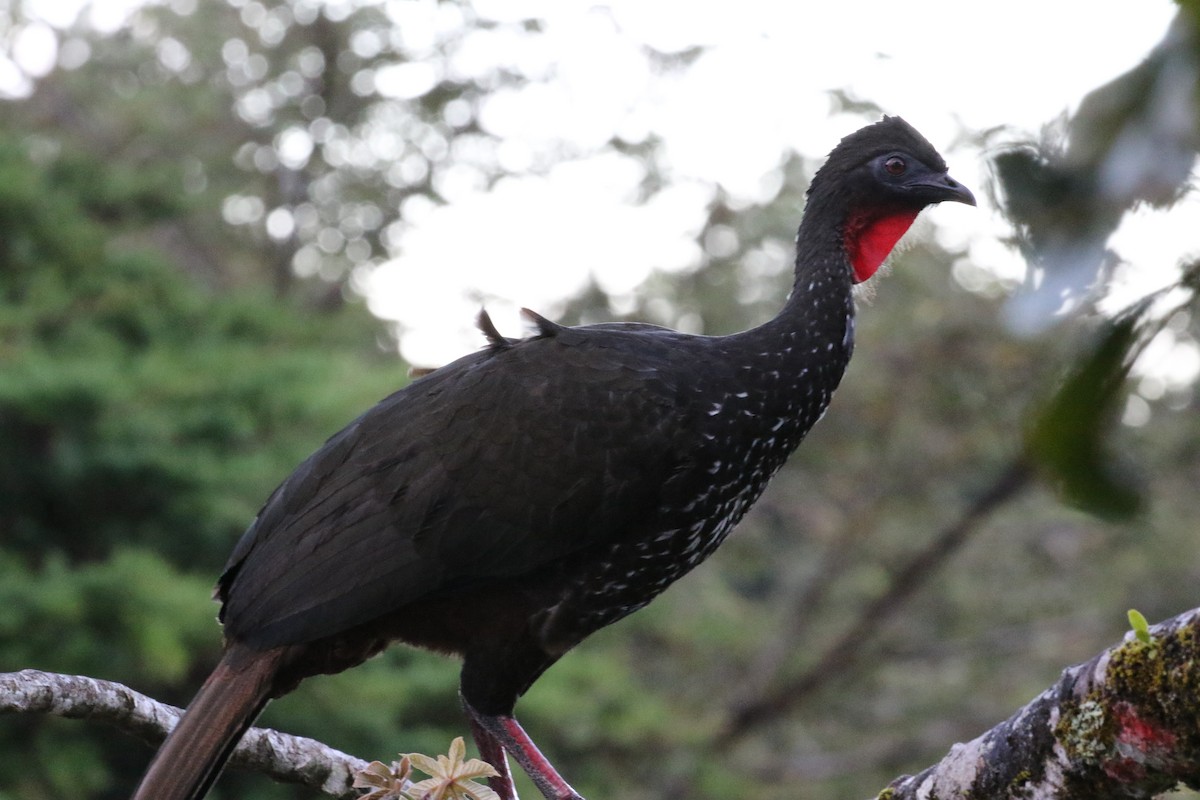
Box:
[131,116,974,800]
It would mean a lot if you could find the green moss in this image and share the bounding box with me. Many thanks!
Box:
[1106,621,1200,751]
[1008,768,1033,791]
[1054,618,1200,793]
[1055,697,1113,764]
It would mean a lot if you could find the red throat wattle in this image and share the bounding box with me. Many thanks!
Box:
[845,210,920,283]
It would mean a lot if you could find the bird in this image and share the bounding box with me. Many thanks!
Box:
[131,115,974,800]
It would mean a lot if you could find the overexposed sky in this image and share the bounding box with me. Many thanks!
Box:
[7,0,1196,374]
[362,0,1192,365]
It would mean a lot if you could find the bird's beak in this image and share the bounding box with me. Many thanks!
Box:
[912,171,976,206]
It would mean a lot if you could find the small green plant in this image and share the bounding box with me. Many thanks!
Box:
[1127,609,1152,646]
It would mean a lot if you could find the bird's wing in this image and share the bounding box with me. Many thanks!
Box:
[218,328,701,648]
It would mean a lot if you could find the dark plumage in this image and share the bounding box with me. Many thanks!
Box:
[132,115,974,800]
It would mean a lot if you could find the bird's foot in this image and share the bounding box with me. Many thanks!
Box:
[467,713,520,800]
[464,703,584,800]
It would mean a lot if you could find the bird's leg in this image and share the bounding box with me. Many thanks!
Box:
[468,713,519,800]
[464,703,584,800]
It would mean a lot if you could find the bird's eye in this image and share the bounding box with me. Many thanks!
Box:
[884,156,906,176]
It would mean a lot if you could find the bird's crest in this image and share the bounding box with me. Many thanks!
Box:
[520,307,563,339]
[476,309,514,350]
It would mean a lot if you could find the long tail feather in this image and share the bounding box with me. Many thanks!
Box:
[131,645,284,800]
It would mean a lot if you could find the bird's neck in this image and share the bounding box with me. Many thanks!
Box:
[738,211,857,365]
[715,213,856,445]
[745,197,915,358]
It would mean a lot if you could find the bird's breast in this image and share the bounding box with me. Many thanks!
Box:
[540,362,839,645]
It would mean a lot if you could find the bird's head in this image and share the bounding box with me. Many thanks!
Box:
[806,115,976,283]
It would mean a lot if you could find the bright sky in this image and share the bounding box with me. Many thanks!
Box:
[361,0,1192,367]
[8,0,1197,384]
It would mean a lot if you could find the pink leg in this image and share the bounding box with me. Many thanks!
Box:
[468,714,519,800]
[463,704,584,800]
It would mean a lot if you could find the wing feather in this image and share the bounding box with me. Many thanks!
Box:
[219,329,699,648]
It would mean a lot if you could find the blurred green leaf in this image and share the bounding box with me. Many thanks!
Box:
[1024,308,1146,520]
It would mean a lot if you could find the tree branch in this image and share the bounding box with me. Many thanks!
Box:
[0,669,368,798]
[877,607,1200,799]
[4,605,1200,799]
[718,459,1035,744]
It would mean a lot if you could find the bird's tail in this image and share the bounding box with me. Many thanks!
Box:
[131,645,285,800]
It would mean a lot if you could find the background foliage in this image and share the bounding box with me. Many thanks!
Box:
[1,2,1198,800]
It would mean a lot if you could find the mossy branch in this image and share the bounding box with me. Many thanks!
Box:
[879,607,1200,800]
